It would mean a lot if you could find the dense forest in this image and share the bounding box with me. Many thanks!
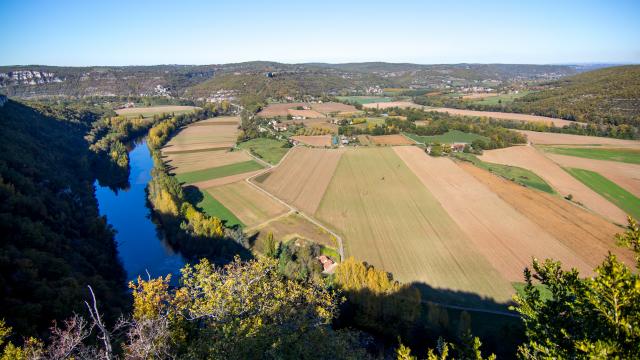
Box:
[0,99,128,337]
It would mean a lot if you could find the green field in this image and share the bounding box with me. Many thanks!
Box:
[564,168,640,219]
[196,191,244,227]
[542,146,640,165]
[455,153,555,194]
[513,282,552,302]
[405,130,489,144]
[176,160,264,184]
[336,96,395,104]
[237,138,290,164]
[470,91,531,106]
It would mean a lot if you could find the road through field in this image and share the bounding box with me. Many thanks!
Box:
[394,146,592,280]
[244,146,346,260]
[255,147,344,214]
[480,145,628,224]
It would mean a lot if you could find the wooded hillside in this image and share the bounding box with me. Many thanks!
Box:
[0,100,128,336]
[513,65,640,127]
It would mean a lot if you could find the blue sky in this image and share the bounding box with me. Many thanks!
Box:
[1,0,639,66]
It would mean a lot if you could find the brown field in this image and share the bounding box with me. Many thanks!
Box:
[311,102,357,114]
[545,153,640,197]
[459,162,635,268]
[257,103,306,117]
[362,101,424,110]
[116,105,198,116]
[427,108,578,127]
[518,130,640,148]
[394,146,592,280]
[254,147,344,214]
[369,134,415,145]
[414,120,430,126]
[288,109,325,118]
[479,145,628,223]
[189,117,240,126]
[315,147,515,301]
[206,181,288,228]
[291,135,332,147]
[190,170,264,189]
[162,117,240,153]
[250,213,336,252]
[163,149,252,174]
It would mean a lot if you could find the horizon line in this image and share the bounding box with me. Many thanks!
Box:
[1,61,638,68]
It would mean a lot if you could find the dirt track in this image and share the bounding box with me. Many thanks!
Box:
[545,153,640,197]
[255,147,344,214]
[206,181,288,227]
[190,170,263,189]
[459,162,635,268]
[394,147,592,280]
[479,146,628,224]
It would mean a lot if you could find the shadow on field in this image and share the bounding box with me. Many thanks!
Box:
[335,282,524,359]
[183,185,204,204]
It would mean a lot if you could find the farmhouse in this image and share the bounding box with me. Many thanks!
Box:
[317,255,337,273]
[451,143,467,152]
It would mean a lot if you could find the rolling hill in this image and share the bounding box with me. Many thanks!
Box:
[512,65,640,127]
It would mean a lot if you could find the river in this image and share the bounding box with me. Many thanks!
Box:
[95,140,185,282]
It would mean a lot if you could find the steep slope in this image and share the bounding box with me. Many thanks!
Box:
[0,99,128,336]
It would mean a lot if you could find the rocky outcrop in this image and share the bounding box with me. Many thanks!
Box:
[0,70,63,86]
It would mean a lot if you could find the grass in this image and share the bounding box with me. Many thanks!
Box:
[237,138,290,165]
[335,96,395,104]
[542,146,640,165]
[470,91,531,106]
[454,152,556,194]
[320,246,340,262]
[513,282,553,302]
[176,160,264,184]
[405,130,489,144]
[196,191,244,227]
[564,168,640,220]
